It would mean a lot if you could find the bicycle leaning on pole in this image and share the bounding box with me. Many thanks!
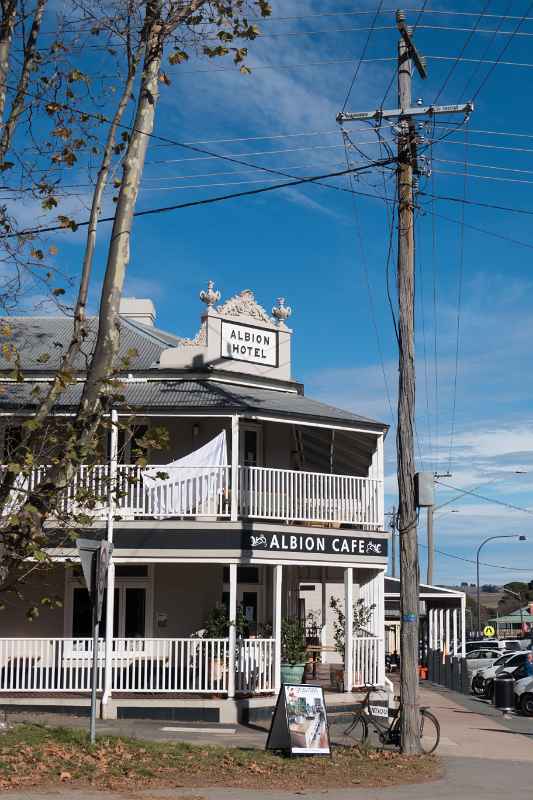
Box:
[329,684,440,754]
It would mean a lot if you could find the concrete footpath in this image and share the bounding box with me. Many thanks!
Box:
[1,682,533,799]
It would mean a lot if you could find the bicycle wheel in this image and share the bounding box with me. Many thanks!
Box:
[419,709,440,754]
[329,714,369,747]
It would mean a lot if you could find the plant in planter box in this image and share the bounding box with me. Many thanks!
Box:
[203,604,247,638]
[329,595,376,660]
[201,604,247,686]
[280,618,307,684]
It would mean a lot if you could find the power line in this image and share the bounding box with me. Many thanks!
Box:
[417,538,533,572]
[341,0,385,112]
[433,0,494,103]
[434,480,533,516]
[471,0,533,100]
[433,157,533,177]
[457,0,513,100]
[342,136,396,431]
[447,127,469,473]
[0,159,395,239]
[433,167,533,186]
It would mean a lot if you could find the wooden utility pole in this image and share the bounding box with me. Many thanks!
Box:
[396,18,421,754]
[338,9,473,754]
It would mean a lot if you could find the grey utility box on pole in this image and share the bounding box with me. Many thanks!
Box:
[415,472,435,508]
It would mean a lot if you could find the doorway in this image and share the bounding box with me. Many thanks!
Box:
[239,424,263,467]
[67,565,153,638]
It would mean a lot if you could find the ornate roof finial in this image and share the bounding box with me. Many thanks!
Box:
[272,296,292,325]
[200,279,220,308]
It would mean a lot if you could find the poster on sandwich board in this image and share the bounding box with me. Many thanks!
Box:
[266,684,330,756]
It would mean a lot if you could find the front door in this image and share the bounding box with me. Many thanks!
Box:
[240,424,263,467]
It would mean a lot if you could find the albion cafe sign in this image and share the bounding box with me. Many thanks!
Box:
[246,531,388,557]
[221,320,278,366]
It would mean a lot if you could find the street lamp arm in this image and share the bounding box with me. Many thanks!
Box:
[476,534,527,636]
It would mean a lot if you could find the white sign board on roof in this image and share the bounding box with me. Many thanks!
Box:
[221,320,277,367]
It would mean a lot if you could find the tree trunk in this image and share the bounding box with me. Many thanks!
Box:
[0,0,46,161]
[76,6,163,430]
[0,46,142,519]
[0,0,17,125]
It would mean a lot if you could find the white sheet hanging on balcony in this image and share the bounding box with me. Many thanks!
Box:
[141,431,228,517]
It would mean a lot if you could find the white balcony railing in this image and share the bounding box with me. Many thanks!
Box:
[0,464,383,528]
[0,637,275,695]
[236,638,274,693]
[352,637,385,688]
[239,466,382,528]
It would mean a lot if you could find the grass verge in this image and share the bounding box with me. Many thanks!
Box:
[0,723,440,792]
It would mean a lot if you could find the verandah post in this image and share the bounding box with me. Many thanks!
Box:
[228,563,237,698]
[273,564,283,693]
[231,415,239,522]
[102,408,118,713]
[344,567,353,693]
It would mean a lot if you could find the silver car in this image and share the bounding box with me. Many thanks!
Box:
[465,648,502,678]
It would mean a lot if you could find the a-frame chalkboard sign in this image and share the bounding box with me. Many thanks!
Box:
[266,684,330,756]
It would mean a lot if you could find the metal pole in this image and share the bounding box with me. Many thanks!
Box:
[103,408,118,709]
[426,506,434,585]
[477,535,527,636]
[476,544,481,636]
[90,585,99,745]
[344,567,354,693]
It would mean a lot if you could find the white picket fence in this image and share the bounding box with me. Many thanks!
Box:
[239,466,382,528]
[0,637,274,694]
[0,464,382,527]
[352,637,385,688]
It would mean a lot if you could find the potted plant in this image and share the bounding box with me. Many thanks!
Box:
[202,604,246,685]
[280,618,307,684]
[329,596,376,688]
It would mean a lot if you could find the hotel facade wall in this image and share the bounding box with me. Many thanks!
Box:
[151,563,224,637]
[0,566,66,637]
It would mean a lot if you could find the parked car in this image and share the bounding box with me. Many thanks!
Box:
[473,651,530,699]
[514,676,533,715]
[457,640,499,657]
[465,648,502,679]
[459,639,523,658]
[471,651,518,695]
[497,639,522,652]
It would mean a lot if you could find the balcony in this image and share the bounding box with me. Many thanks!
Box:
[2,464,384,530]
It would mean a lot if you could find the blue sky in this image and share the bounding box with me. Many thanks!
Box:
[23,0,533,586]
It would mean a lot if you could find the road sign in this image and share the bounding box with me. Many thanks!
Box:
[483,625,495,638]
[76,538,113,622]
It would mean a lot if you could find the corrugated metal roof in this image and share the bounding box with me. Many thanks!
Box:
[0,316,182,370]
[488,607,533,624]
[0,316,387,429]
[0,378,385,429]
